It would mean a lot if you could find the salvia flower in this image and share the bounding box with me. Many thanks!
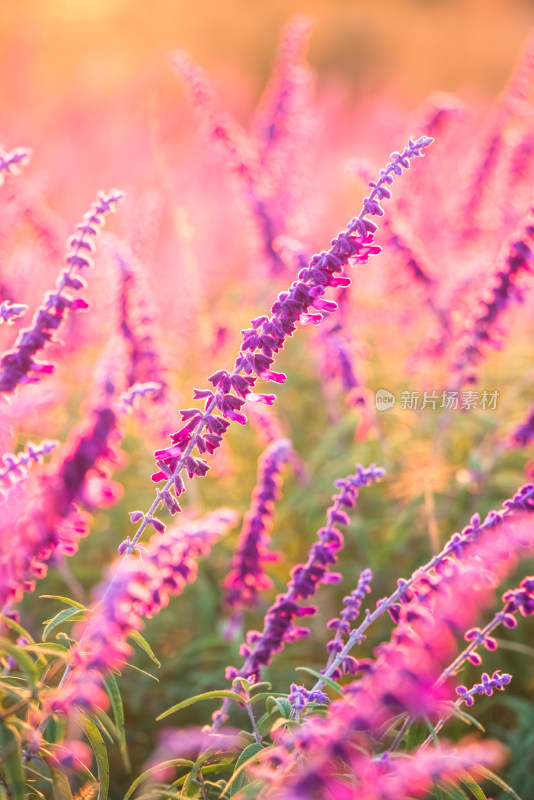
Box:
[250,15,317,247]
[45,508,237,714]
[0,439,58,500]
[453,207,534,383]
[0,189,124,392]
[458,32,534,237]
[456,671,512,707]
[144,138,430,564]
[170,50,287,275]
[0,146,31,184]
[224,464,384,686]
[120,381,162,411]
[0,381,122,609]
[0,300,28,325]
[435,575,534,687]
[509,403,534,448]
[288,683,329,714]
[263,513,534,799]
[262,738,505,800]
[252,15,314,158]
[225,438,293,610]
[315,484,534,691]
[502,574,534,615]
[114,244,169,405]
[326,567,373,675]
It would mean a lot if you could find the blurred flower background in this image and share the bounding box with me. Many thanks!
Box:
[1,0,534,797]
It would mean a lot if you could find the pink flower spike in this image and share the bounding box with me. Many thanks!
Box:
[246,393,277,405]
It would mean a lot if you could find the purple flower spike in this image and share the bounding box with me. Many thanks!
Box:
[0,439,58,500]
[225,438,293,609]
[47,509,237,713]
[502,575,534,616]
[170,51,287,275]
[0,301,28,325]
[0,146,31,184]
[121,382,162,410]
[137,139,427,576]
[454,208,534,384]
[289,683,329,714]
[225,464,384,685]
[0,383,123,609]
[326,568,373,673]
[509,404,534,448]
[114,244,169,407]
[456,671,512,706]
[0,189,124,393]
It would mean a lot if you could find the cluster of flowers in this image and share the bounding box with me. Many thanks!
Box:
[257,493,534,799]
[454,208,534,383]
[171,15,315,277]
[114,241,169,408]
[3,19,534,795]
[225,464,385,688]
[138,137,432,557]
[0,438,58,499]
[224,438,293,610]
[0,382,122,610]
[456,671,512,706]
[46,508,237,714]
[0,189,124,392]
[0,146,31,185]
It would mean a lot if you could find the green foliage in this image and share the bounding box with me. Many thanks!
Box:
[79,716,109,800]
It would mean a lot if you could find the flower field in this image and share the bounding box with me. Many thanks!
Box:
[1,2,534,798]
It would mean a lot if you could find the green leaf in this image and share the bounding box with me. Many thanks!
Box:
[44,716,67,747]
[89,709,118,745]
[449,706,485,732]
[0,615,35,644]
[295,666,343,696]
[156,690,245,721]
[476,766,522,800]
[104,673,130,772]
[493,637,534,658]
[80,714,110,800]
[224,742,265,797]
[249,691,288,705]
[271,698,291,719]
[0,722,25,800]
[124,662,159,682]
[132,789,183,800]
[433,782,468,800]
[234,742,264,772]
[231,676,251,692]
[249,682,272,695]
[24,644,70,662]
[40,596,87,610]
[182,747,224,794]
[460,772,487,800]
[256,709,282,738]
[265,696,277,714]
[50,767,74,800]
[423,715,439,747]
[128,630,161,668]
[123,759,195,800]
[0,679,29,703]
[0,638,38,686]
[42,608,85,642]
